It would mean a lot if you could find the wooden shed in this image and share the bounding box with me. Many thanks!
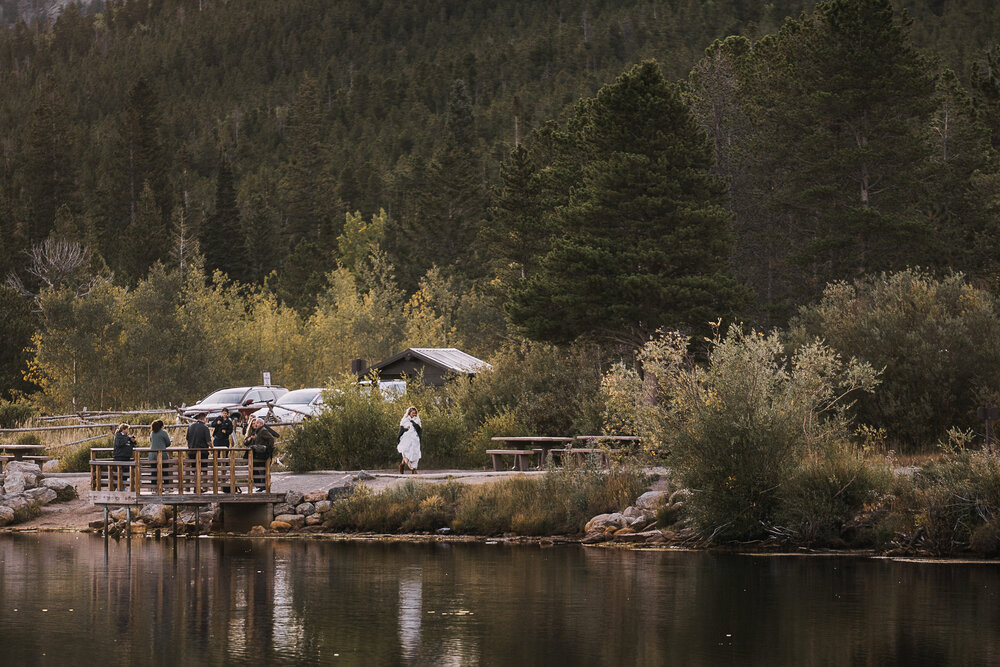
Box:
[356,348,491,386]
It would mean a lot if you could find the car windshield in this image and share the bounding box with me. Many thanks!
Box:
[200,389,246,404]
[277,388,322,405]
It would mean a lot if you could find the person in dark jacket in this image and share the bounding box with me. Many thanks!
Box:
[211,408,234,448]
[186,412,212,459]
[244,417,274,492]
[113,423,137,461]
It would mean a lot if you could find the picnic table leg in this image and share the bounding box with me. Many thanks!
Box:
[490,453,501,471]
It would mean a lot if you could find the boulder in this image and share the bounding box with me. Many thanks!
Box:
[295,502,315,516]
[110,507,129,521]
[623,506,646,520]
[284,490,304,507]
[24,487,58,505]
[313,500,331,514]
[354,471,375,481]
[635,491,667,511]
[304,489,327,503]
[42,460,61,473]
[4,495,40,523]
[584,512,627,533]
[3,470,39,495]
[130,522,147,535]
[275,513,305,529]
[249,525,267,536]
[0,505,14,526]
[139,504,170,528]
[304,514,323,526]
[42,477,79,501]
[3,475,26,496]
[5,461,42,477]
[273,502,295,516]
[88,519,107,530]
[270,520,291,532]
[327,484,354,501]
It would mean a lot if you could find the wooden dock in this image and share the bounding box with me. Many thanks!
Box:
[90,447,283,531]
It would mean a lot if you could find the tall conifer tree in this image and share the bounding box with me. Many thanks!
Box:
[508,61,745,345]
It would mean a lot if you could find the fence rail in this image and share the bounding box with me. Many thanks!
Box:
[90,447,271,496]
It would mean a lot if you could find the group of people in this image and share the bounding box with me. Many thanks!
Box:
[111,404,423,482]
[111,407,276,492]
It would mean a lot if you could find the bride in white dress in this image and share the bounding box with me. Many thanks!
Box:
[397,406,422,474]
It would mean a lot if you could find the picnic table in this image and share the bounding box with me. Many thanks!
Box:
[0,443,51,468]
[548,435,642,467]
[487,436,574,471]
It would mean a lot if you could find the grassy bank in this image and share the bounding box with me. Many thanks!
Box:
[324,465,648,536]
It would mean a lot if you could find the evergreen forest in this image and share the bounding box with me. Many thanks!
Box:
[3,0,1000,449]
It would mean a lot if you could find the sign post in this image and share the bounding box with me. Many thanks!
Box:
[262,371,271,386]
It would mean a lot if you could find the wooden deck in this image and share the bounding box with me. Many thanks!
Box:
[89,446,276,505]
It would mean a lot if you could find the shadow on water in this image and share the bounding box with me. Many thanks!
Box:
[1,534,1000,665]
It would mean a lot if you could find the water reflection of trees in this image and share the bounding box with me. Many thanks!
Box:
[3,535,1000,664]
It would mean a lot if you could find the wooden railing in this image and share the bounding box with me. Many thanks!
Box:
[90,447,271,496]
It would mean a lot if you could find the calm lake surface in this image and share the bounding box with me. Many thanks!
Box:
[1,534,998,666]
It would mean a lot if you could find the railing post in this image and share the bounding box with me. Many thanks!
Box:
[265,455,271,492]
[156,452,163,495]
[211,448,219,494]
[177,450,185,493]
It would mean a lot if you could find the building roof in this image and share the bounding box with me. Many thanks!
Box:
[368,347,491,375]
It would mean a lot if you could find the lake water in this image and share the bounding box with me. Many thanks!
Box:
[1,534,998,666]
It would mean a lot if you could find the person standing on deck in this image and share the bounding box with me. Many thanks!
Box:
[397,406,421,474]
[244,417,274,492]
[186,412,211,459]
[211,408,234,448]
[149,419,170,461]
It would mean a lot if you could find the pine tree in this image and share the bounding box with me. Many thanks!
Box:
[22,86,76,243]
[281,74,339,251]
[508,61,746,345]
[397,79,488,288]
[742,0,940,309]
[202,153,249,281]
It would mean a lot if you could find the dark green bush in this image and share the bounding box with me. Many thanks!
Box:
[60,440,105,473]
[775,444,893,545]
[911,439,1000,555]
[287,380,399,472]
[643,327,879,541]
[790,270,1000,450]
[0,399,35,429]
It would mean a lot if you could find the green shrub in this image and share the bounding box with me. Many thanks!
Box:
[0,399,35,429]
[643,327,879,541]
[287,379,399,472]
[448,340,605,437]
[60,440,102,473]
[912,438,1000,555]
[790,270,1000,451]
[775,443,893,545]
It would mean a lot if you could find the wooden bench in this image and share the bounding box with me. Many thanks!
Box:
[486,449,538,472]
[23,455,52,464]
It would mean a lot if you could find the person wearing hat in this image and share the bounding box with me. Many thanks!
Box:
[186,411,212,460]
[211,408,234,449]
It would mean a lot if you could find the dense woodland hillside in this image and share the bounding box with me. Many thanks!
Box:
[2,0,1000,415]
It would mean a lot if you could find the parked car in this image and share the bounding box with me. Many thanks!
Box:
[357,379,407,401]
[253,387,326,423]
[182,386,289,420]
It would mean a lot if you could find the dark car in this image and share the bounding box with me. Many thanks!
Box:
[181,386,289,421]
